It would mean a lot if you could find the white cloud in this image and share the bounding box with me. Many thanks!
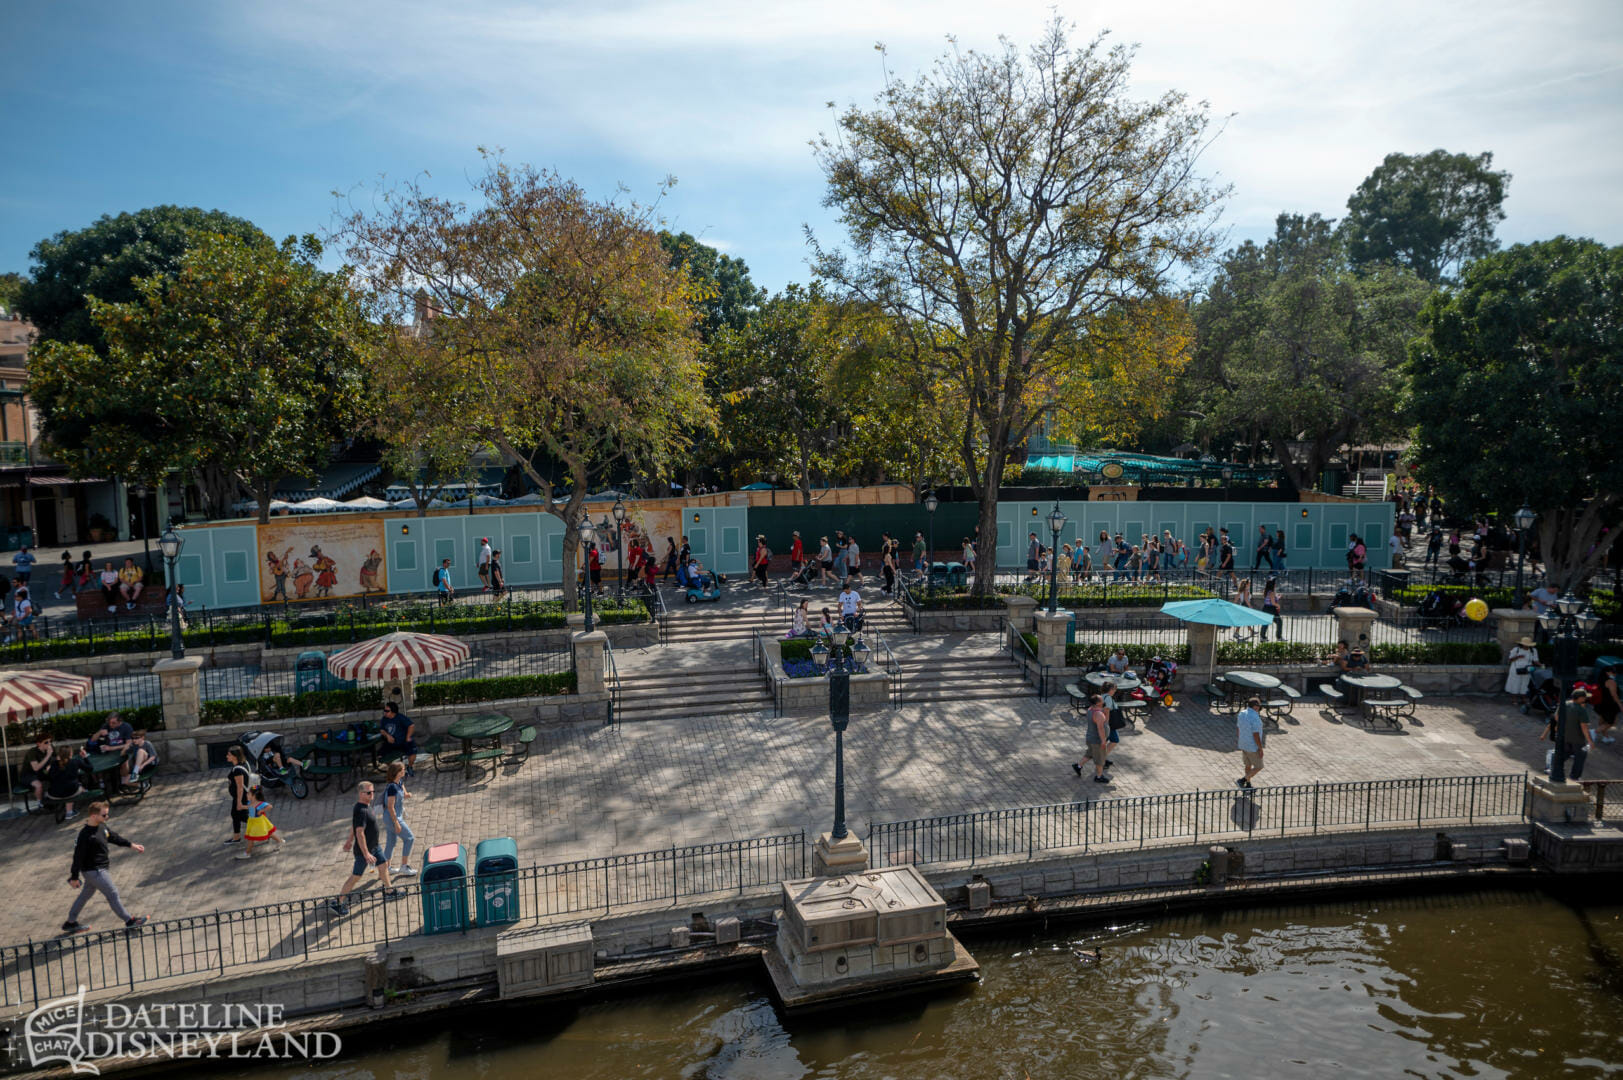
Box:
[202,0,1623,286]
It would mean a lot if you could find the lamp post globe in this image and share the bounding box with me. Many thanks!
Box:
[1220,465,1233,499]
[158,526,185,659]
[923,491,939,596]
[1046,500,1066,615]
[610,498,628,600]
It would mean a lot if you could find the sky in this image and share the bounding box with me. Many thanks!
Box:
[3,0,1621,293]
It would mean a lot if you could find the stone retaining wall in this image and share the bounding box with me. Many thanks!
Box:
[5,620,656,677]
[756,637,890,714]
[152,691,612,772]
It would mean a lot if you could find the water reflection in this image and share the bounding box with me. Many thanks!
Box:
[207,886,1622,1080]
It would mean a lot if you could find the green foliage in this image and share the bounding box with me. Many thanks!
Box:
[28,232,371,512]
[779,637,853,663]
[999,584,1217,607]
[1407,238,1623,589]
[1390,585,1619,621]
[15,205,267,351]
[16,706,164,741]
[1214,641,1327,664]
[659,231,763,341]
[1367,641,1502,666]
[200,687,383,726]
[911,590,1008,611]
[415,672,574,706]
[0,272,23,315]
[1343,150,1510,283]
[1066,643,1190,666]
[1188,213,1430,488]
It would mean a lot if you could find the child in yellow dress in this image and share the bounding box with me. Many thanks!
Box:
[237,785,285,859]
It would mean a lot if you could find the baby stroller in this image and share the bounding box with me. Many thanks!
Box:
[789,560,818,590]
[1525,666,1560,719]
[1143,655,1179,705]
[1417,590,1463,629]
[684,569,724,603]
[1333,580,1373,609]
[237,731,309,799]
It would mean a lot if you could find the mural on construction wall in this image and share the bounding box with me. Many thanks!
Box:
[580,504,685,563]
[257,518,388,602]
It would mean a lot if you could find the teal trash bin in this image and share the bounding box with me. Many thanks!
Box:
[946,561,966,587]
[1594,656,1622,684]
[929,560,948,587]
[294,651,327,696]
[1065,613,1077,645]
[474,837,520,926]
[420,842,468,935]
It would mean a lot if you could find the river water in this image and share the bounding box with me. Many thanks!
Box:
[220,886,1623,1079]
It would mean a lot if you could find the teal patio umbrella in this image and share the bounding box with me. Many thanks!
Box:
[1159,598,1274,627]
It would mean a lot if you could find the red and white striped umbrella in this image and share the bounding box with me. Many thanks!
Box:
[0,669,93,724]
[326,631,470,681]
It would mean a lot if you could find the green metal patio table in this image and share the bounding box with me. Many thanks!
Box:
[447,713,513,780]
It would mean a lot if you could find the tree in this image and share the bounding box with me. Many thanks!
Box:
[1407,237,1622,591]
[339,157,714,608]
[658,231,763,341]
[27,233,372,520]
[812,22,1224,595]
[1188,214,1431,488]
[1343,150,1510,284]
[15,206,266,350]
[0,272,23,315]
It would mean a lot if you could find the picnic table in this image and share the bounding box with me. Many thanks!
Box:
[297,731,383,793]
[1084,670,1141,692]
[447,713,513,780]
[1338,672,1401,705]
[83,751,127,800]
[1220,670,1302,725]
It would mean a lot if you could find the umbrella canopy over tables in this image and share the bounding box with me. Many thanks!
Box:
[342,496,391,510]
[1159,598,1275,676]
[287,497,349,513]
[0,669,94,820]
[327,631,470,681]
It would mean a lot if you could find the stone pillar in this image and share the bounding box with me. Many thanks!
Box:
[812,830,870,876]
[1002,595,1037,634]
[382,677,416,713]
[1032,609,1070,672]
[573,630,607,696]
[1525,776,1592,824]
[566,613,586,632]
[1493,608,1539,661]
[1331,606,1377,652]
[1185,623,1218,682]
[153,656,203,731]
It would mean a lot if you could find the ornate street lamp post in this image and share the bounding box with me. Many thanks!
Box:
[923,491,939,596]
[576,513,596,633]
[1539,592,1601,783]
[612,496,628,600]
[1046,500,1067,615]
[133,482,153,575]
[158,527,185,660]
[1220,465,1233,500]
[1513,504,1536,608]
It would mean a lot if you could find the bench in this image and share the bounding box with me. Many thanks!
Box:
[1113,699,1148,729]
[41,787,106,822]
[508,725,538,764]
[1363,696,1413,728]
[1064,683,1089,723]
[296,763,355,794]
[456,747,507,779]
[1399,685,1424,702]
[1316,684,1352,711]
[1204,683,1232,710]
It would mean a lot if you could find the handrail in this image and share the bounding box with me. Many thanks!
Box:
[603,638,621,727]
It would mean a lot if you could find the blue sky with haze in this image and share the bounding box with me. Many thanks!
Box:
[4,0,1620,292]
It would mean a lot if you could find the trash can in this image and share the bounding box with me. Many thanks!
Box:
[1065,613,1077,645]
[474,837,520,926]
[929,560,949,586]
[1594,656,1622,683]
[946,561,966,587]
[294,651,327,696]
[420,842,468,935]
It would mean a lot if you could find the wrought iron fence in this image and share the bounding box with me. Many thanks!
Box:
[867,774,1527,868]
[1368,615,1496,646]
[0,831,805,1013]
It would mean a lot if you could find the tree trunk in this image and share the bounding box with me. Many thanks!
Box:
[254,477,273,525]
[1538,497,1622,594]
[968,439,1009,599]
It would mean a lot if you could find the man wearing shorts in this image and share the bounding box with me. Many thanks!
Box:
[330,782,395,916]
[1236,697,1265,788]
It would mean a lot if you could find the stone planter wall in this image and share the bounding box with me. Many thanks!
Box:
[757,636,891,715]
[9,620,655,677]
[156,690,612,772]
[906,607,1007,633]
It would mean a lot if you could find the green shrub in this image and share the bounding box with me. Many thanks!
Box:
[1000,583,1216,607]
[780,638,855,663]
[200,687,383,726]
[1390,585,1619,620]
[1065,643,1189,667]
[16,706,164,741]
[415,672,574,706]
[1214,641,1327,664]
[1368,641,1502,666]
[911,591,1007,611]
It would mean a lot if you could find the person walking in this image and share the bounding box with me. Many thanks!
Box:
[380,761,416,875]
[62,800,147,933]
[12,545,35,587]
[844,534,862,584]
[476,537,493,592]
[238,783,285,860]
[830,532,848,583]
[223,746,251,845]
[912,531,927,580]
[663,537,679,581]
[817,536,835,586]
[489,548,505,598]
[881,537,898,596]
[1236,697,1265,788]
[329,781,395,916]
[1072,693,1111,784]
[433,557,455,605]
[1025,532,1041,584]
[1252,526,1271,571]
[1543,689,1595,779]
[789,531,805,582]
[961,537,976,580]
[53,550,73,600]
[752,535,772,589]
[1272,529,1287,574]
[1593,666,1620,744]
[1260,577,1283,642]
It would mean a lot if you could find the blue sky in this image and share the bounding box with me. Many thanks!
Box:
[4,0,1621,293]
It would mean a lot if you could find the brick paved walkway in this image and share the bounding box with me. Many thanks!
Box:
[1,631,1614,943]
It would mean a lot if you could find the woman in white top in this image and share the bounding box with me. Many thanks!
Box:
[817,538,834,586]
[1094,532,1113,582]
[961,539,975,577]
[1505,636,1537,706]
[792,600,811,637]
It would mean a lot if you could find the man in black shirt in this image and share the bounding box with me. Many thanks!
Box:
[62,800,147,933]
[329,781,395,916]
[379,702,417,778]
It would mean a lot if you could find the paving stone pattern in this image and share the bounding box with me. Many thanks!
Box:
[0,623,1615,945]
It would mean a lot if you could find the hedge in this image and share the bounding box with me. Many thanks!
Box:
[913,583,1214,611]
[1213,641,1326,664]
[14,706,165,741]
[1065,643,1190,667]
[1389,585,1619,620]
[415,672,574,706]
[200,688,383,726]
[780,638,855,663]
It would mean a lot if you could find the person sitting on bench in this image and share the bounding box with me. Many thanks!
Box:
[23,731,55,806]
[124,730,158,787]
[43,747,90,821]
[1106,648,1133,677]
[379,702,417,777]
